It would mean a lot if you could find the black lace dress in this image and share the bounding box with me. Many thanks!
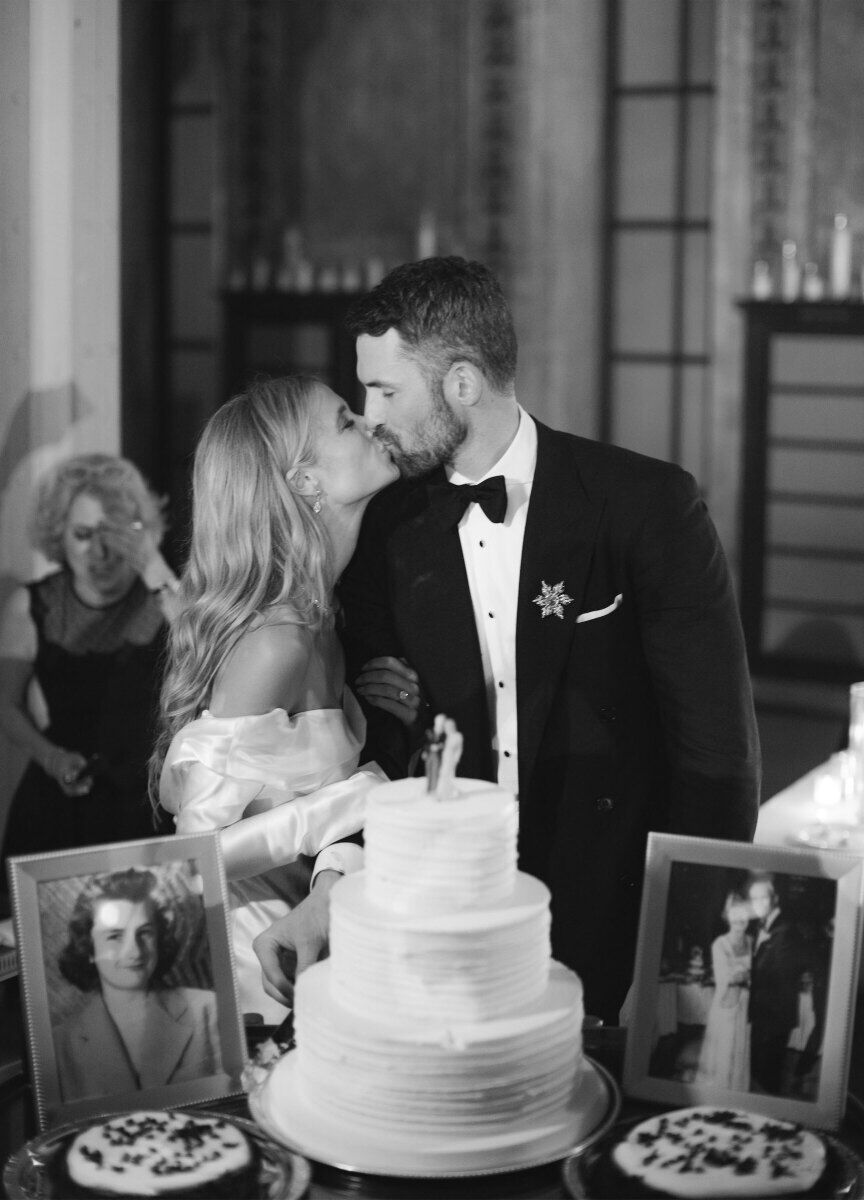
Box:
[2,570,168,859]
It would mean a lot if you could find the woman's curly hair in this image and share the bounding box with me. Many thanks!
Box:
[32,453,167,565]
[57,868,180,993]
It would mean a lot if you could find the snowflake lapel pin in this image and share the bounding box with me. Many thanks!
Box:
[533,580,574,620]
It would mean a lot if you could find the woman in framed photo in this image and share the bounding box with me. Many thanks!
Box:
[54,867,221,1102]
[695,890,753,1091]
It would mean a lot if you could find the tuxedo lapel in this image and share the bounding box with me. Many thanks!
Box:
[516,425,604,798]
[390,475,495,780]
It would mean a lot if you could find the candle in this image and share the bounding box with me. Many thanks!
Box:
[830,213,852,298]
[781,240,800,301]
[802,262,824,300]
[751,260,773,299]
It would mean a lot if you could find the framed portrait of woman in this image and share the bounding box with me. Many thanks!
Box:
[622,833,864,1130]
[8,833,247,1130]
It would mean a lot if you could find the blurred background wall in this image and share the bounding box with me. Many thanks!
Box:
[1,0,862,819]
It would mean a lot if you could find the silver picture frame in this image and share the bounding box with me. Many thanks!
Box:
[8,832,247,1131]
[622,832,864,1130]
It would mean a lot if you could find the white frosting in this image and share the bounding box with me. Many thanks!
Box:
[285,773,589,1165]
[65,1110,251,1197]
[295,959,584,1137]
[363,777,517,913]
[612,1107,826,1199]
[330,872,551,1022]
[254,1047,609,1176]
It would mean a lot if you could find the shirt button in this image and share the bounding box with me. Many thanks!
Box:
[503,750,511,758]
[479,540,485,548]
[498,681,504,688]
[488,612,494,619]
[599,706,617,722]
[595,796,614,812]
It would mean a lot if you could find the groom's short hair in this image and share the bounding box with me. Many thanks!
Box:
[345,256,517,392]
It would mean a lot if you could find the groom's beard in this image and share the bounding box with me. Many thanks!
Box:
[373,377,467,479]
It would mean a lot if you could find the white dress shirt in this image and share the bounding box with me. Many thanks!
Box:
[448,407,537,795]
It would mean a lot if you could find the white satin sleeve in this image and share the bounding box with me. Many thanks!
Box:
[220,764,385,880]
[160,707,363,834]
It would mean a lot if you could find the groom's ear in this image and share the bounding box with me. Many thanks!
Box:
[444,361,483,409]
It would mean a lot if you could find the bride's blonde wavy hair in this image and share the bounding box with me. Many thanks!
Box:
[149,375,331,807]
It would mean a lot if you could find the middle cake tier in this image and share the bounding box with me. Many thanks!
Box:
[329,871,551,1023]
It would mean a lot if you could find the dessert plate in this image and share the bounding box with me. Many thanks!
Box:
[562,1114,864,1199]
[2,1108,311,1200]
[249,1053,620,1178]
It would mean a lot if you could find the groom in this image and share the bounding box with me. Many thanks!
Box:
[254,256,760,1023]
[747,873,802,1095]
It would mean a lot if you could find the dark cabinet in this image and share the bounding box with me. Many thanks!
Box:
[739,301,864,682]
[221,291,364,409]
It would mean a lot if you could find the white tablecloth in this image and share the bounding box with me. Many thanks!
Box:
[755,759,864,849]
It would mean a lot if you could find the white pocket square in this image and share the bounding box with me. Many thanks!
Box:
[575,593,623,624]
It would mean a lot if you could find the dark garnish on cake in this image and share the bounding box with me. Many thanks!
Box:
[57,1110,259,1198]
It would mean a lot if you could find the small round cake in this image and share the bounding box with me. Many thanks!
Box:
[610,1106,826,1198]
[62,1110,255,1198]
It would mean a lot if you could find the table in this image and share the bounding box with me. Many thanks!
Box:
[3,765,864,1197]
[755,760,832,846]
[2,1024,861,1199]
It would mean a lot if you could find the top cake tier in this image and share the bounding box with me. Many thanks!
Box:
[364,777,518,914]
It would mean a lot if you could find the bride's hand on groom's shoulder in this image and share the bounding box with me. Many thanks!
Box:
[355,656,422,727]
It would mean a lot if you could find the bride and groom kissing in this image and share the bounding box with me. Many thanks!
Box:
[698,872,820,1097]
[150,255,761,1028]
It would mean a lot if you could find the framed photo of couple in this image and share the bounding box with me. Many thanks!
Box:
[622,833,864,1130]
[8,832,247,1131]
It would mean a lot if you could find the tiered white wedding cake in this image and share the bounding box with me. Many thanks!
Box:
[253,724,610,1175]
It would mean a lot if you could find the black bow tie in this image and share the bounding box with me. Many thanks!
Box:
[427,475,508,529]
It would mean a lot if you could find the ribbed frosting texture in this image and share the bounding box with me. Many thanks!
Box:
[363,779,518,914]
[295,961,583,1138]
[330,874,551,1022]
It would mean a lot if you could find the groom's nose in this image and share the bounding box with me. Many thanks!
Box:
[363,391,384,427]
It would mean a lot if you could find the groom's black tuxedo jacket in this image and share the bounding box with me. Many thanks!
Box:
[339,420,760,1021]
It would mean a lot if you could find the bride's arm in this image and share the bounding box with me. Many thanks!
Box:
[219,762,386,880]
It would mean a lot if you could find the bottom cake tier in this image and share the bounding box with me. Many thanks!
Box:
[296,959,583,1135]
[250,959,611,1175]
[252,1047,616,1177]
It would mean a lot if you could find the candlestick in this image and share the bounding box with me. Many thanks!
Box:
[830,213,852,299]
[802,262,824,300]
[751,260,773,299]
[781,241,800,301]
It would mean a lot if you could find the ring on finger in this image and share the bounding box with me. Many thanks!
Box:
[63,770,75,784]
[398,689,409,701]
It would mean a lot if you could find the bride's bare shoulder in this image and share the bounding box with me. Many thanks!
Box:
[211,616,314,717]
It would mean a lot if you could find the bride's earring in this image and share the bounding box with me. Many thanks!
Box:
[312,490,323,515]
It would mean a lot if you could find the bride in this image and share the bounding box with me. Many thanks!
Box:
[696,891,753,1091]
[150,375,415,1022]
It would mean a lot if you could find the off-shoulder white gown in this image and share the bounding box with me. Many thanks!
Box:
[160,689,383,1023]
